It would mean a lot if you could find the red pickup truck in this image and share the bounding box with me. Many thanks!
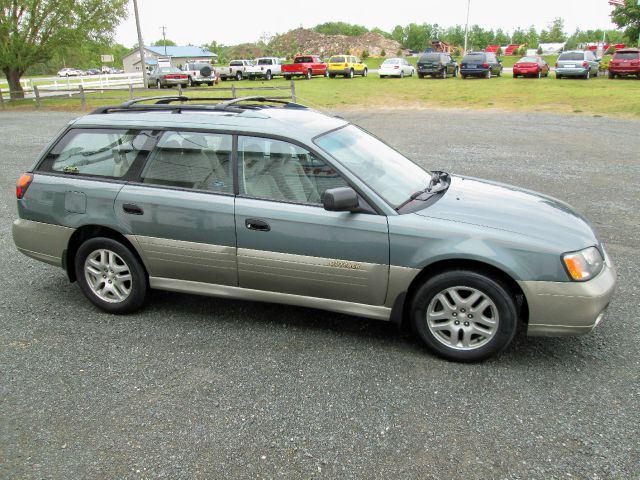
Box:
[282,55,328,80]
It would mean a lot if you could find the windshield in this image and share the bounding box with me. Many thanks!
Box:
[159,67,180,73]
[559,52,584,61]
[420,54,441,62]
[615,52,639,60]
[383,59,400,64]
[518,57,539,63]
[315,125,432,208]
[463,53,484,62]
[330,56,345,63]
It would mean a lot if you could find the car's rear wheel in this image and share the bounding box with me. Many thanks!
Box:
[236,71,243,81]
[418,73,424,79]
[156,80,162,89]
[485,70,492,79]
[537,70,542,79]
[585,70,591,80]
[410,270,518,362]
[188,77,193,87]
[461,74,466,79]
[265,70,272,81]
[329,73,336,78]
[305,69,312,80]
[347,69,354,79]
[362,68,368,77]
[380,75,386,79]
[400,71,404,78]
[75,237,147,314]
[608,71,615,79]
[556,74,562,79]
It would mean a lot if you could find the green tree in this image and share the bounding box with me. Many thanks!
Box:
[539,18,567,43]
[0,0,127,99]
[610,0,640,46]
[511,28,527,45]
[152,38,177,46]
[526,25,539,48]
[494,28,509,45]
[313,22,369,37]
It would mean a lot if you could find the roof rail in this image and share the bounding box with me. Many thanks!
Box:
[91,95,308,115]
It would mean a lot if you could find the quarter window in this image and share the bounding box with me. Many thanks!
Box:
[41,128,151,178]
[238,136,348,204]
[141,131,233,193]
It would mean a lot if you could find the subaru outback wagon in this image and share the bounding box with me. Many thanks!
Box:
[13,96,616,362]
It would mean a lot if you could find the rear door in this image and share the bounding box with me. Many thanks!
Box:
[115,130,238,286]
[234,135,389,306]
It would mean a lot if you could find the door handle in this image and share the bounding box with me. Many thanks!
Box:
[122,203,144,215]
[245,218,270,232]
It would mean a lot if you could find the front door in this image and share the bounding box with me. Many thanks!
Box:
[234,135,389,306]
[115,130,238,286]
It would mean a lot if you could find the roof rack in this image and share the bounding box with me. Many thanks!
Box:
[91,95,308,115]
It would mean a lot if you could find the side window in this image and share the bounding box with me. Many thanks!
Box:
[40,128,151,178]
[141,131,232,193]
[238,136,348,205]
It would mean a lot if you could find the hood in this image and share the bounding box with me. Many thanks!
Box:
[414,175,599,252]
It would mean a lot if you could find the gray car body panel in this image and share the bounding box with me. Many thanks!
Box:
[13,106,616,336]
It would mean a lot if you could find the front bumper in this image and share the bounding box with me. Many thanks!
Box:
[519,251,617,336]
[13,218,75,268]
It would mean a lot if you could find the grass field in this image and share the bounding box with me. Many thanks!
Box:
[3,69,639,118]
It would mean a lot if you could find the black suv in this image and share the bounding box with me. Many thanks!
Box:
[417,52,459,79]
[460,52,503,79]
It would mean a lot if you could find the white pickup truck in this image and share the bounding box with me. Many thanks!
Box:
[245,57,284,81]
[219,60,253,81]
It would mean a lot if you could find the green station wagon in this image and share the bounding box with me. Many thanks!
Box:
[12,96,616,361]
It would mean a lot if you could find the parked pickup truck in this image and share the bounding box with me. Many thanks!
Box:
[282,55,328,80]
[246,57,283,81]
[219,60,253,81]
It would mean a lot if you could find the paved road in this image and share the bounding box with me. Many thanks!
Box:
[1,110,638,479]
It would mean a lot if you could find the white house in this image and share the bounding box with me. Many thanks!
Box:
[122,45,217,73]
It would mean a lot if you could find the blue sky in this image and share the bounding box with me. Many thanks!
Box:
[116,0,620,47]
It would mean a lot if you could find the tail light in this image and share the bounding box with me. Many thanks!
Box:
[344,63,348,67]
[555,63,558,68]
[583,61,588,68]
[482,63,489,68]
[16,173,33,199]
[394,65,399,69]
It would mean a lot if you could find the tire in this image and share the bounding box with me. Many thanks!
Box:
[265,70,272,81]
[418,73,424,79]
[380,75,386,79]
[486,70,492,79]
[453,68,458,78]
[410,270,518,362]
[221,77,228,81]
[400,71,404,78]
[608,71,615,79]
[441,69,447,79]
[497,68,501,77]
[207,82,213,86]
[513,74,519,78]
[305,69,312,80]
[362,68,368,77]
[347,69,354,79]
[187,77,193,87]
[585,70,590,80]
[537,70,542,79]
[156,80,162,89]
[556,74,562,79]
[324,70,329,77]
[75,237,148,314]
[284,75,291,81]
[329,73,336,78]
[236,71,243,81]
[461,74,466,79]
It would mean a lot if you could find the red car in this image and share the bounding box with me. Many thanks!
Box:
[513,56,550,78]
[608,48,640,79]
[282,55,328,80]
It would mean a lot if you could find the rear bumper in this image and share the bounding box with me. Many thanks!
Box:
[514,67,539,75]
[519,252,617,336]
[417,67,443,75]
[13,218,74,268]
[163,78,188,85]
[609,67,640,75]
[460,68,489,76]
[328,68,352,75]
[556,68,588,76]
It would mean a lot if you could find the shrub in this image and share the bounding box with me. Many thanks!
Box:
[599,59,610,72]
[381,48,386,57]
[362,49,370,59]
[537,46,543,55]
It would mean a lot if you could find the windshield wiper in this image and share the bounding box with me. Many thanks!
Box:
[395,171,450,211]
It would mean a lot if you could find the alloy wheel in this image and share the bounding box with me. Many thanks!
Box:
[84,249,132,304]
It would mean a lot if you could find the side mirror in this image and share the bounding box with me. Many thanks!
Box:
[323,187,359,212]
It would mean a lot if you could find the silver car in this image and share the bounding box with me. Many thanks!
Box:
[556,50,600,79]
[12,96,617,362]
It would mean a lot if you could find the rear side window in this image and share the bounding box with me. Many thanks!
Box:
[141,131,233,193]
[39,128,152,178]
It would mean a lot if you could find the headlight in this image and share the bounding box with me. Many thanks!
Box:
[562,246,604,281]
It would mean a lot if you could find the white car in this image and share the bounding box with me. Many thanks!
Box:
[379,58,415,78]
[57,68,82,77]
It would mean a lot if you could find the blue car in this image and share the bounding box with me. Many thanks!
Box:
[12,96,616,361]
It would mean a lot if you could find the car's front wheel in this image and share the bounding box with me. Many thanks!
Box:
[75,237,148,314]
[410,270,518,362]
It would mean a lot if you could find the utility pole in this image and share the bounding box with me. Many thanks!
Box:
[161,26,168,56]
[133,0,148,88]
[463,0,471,54]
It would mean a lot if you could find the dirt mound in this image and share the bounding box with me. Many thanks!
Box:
[269,28,405,58]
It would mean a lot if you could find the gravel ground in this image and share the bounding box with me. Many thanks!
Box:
[1,109,639,479]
